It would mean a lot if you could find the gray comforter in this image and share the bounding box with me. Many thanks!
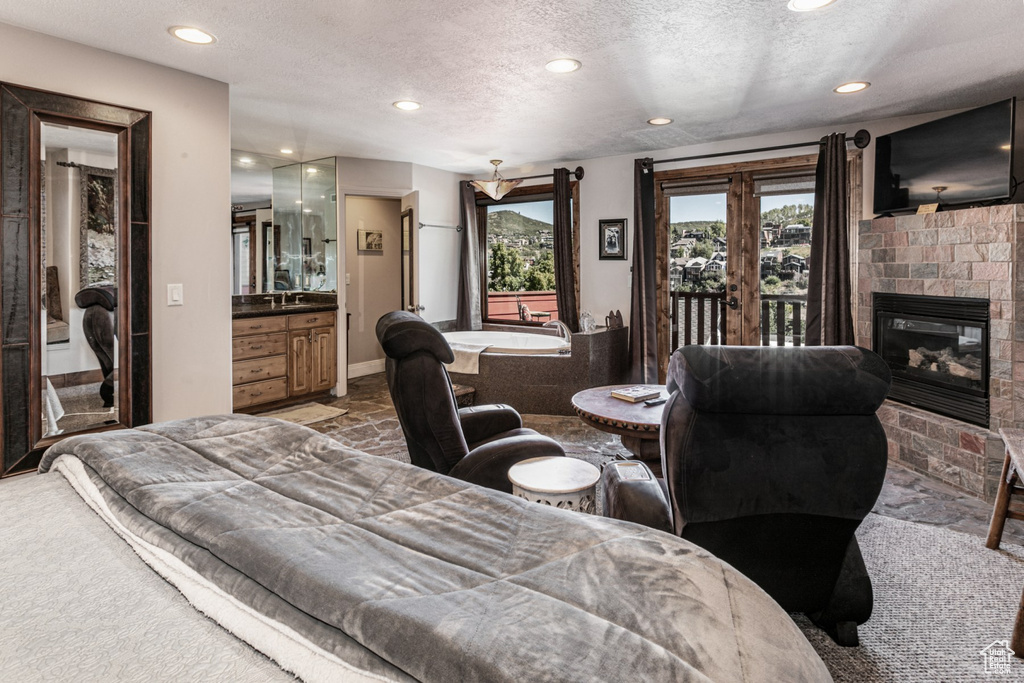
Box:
[41,414,831,682]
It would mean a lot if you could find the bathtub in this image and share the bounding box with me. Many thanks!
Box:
[444,330,569,355]
[443,326,629,416]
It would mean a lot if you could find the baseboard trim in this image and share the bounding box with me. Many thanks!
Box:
[347,359,385,379]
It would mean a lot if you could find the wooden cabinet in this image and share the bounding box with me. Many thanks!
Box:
[232,311,336,410]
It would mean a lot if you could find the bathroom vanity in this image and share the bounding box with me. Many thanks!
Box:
[231,294,338,410]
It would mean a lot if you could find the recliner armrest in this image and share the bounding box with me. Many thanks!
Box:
[458,404,523,446]
[601,461,673,534]
[450,431,564,494]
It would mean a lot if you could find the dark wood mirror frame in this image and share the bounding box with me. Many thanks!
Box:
[0,83,151,477]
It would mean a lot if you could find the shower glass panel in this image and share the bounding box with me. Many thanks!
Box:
[270,157,337,292]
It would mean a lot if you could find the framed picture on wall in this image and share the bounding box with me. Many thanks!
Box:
[599,219,627,260]
[357,229,383,251]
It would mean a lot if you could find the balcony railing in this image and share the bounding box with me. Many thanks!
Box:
[671,291,725,348]
[486,290,559,322]
[760,294,806,347]
[670,291,807,349]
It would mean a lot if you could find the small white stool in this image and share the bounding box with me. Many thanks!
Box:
[507,456,601,514]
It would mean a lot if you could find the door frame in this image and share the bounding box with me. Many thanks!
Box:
[654,154,819,376]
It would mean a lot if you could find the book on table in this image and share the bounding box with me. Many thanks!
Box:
[610,386,661,403]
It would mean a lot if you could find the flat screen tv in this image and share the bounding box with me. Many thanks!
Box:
[873,98,1016,215]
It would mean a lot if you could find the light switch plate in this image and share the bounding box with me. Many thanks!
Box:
[345,273,351,285]
[167,283,184,306]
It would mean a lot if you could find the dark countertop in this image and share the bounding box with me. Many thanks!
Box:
[232,302,339,320]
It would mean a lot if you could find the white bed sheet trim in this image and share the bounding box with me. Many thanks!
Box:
[52,454,399,683]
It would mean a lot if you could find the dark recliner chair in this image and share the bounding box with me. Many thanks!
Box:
[75,286,117,408]
[602,345,891,646]
[376,311,565,493]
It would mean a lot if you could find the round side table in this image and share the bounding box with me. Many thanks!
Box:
[507,456,601,514]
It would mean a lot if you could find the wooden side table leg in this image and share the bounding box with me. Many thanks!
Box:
[1013,585,1024,659]
[987,453,1014,550]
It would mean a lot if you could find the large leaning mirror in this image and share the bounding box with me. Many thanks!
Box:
[1,84,152,477]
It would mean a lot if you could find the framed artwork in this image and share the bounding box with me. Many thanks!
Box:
[357,229,383,251]
[599,219,627,260]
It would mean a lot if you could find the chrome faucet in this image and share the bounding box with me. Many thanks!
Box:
[543,319,572,341]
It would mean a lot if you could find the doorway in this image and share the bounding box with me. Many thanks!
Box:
[656,153,861,374]
[656,155,820,370]
[344,196,402,378]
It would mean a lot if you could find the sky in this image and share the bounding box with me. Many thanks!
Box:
[669,192,815,223]
[487,191,814,226]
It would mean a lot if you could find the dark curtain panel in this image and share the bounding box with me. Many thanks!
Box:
[629,158,659,383]
[805,133,854,346]
[455,181,483,330]
[552,167,580,332]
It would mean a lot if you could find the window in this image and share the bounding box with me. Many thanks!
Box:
[475,183,579,324]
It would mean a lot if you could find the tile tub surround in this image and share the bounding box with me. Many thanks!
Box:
[447,326,629,415]
[855,204,1024,500]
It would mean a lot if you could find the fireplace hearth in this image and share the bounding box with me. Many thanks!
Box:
[873,293,989,427]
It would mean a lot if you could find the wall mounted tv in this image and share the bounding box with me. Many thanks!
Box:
[873,98,1016,215]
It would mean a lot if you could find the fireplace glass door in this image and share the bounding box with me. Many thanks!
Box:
[873,293,989,427]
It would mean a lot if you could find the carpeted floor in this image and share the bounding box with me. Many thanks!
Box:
[796,514,1024,682]
[47,381,118,435]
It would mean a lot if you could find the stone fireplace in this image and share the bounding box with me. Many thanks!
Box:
[855,205,1024,501]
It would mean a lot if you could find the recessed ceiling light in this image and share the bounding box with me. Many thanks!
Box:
[169,26,216,44]
[303,209,312,213]
[306,167,317,173]
[238,157,252,164]
[647,117,673,126]
[545,58,582,73]
[834,81,870,94]
[393,100,421,111]
[787,0,837,11]
[281,148,293,154]
[295,200,302,204]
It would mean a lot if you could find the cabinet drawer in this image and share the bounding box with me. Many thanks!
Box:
[233,316,288,336]
[289,311,336,331]
[232,355,287,385]
[233,377,289,409]
[232,332,287,360]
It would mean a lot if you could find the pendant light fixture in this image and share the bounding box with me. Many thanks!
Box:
[470,160,522,201]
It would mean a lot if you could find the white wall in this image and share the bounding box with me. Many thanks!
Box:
[0,22,232,421]
[498,104,1024,322]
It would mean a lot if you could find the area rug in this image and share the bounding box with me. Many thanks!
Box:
[258,402,348,425]
[800,513,1024,682]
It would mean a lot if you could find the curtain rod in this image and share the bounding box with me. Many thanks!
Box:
[641,130,871,171]
[419,222,462,232]
[502,166,585,183]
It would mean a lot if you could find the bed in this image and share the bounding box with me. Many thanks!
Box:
[37,414,832,682]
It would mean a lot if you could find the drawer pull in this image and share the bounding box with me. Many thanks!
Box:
[250,368,263,373]
[251,344,263,350]
[251,391,263,397]
[307,318,318,323]
[249,324,263,330]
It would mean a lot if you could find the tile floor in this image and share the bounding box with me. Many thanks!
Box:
[306,373,1024,548]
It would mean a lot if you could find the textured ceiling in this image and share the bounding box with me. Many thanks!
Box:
[3,0,1023,181]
